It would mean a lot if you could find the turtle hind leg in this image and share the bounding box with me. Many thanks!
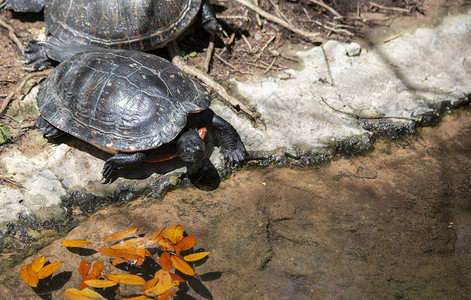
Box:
[102,152,147,184]
[2,0,46,13]
[23,38,107,71]
[200,0,225,35]
[36,116,63,138]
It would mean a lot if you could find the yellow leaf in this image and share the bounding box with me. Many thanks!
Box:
[158,290,176,300]
[63,288,106,299]
[110,237,146,249]
[38,262,62,279]
[31,256,45,273]
[62,240,91,247]
[144,282,179,297]
[20,264,39,287]
[170,256,195,276]
[83,279,118,288]
[155,270,172,286]
[78,261,91,276]
[183,252,210,262]
[147,227,166,245]
[104,227,139,242]
[159,252,173,271]
[121,296,152,300]
[104,274,146,285]
[163,225,183,244]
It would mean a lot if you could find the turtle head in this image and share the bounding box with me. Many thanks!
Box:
[177,129,206,162]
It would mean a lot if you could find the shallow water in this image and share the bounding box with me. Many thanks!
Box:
[1,109,471,299]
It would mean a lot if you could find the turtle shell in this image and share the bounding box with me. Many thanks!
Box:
[37,50,211,153]
[45,0,202,50]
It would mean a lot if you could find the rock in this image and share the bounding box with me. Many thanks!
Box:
[346,42,361,56]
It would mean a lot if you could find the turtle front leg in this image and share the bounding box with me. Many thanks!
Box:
[211,114,246,167]
[102,152,147,184]
[23,38,107,71]
[2,0,46,13]
[36,116,64,138]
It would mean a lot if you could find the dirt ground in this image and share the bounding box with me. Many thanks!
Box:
[1,107,470,299]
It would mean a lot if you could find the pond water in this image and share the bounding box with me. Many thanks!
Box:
[1,109,470,299]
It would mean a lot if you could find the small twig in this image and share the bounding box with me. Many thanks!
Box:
[264,57,277,74]
[312,20,355,36]
[369,2,411,13]
[255,34,276,60]
[0,16,24,54]
[307,0,345,19]
[168,41,261,125]
[233,0,323,43]
[268,0,291,24]
[253,0,263,27]
[214,53,250,75]
[216,15,251,22]
[203,35,215,73]
[218,32,236,56]
[241,34,253,53]
[0,70,51,115]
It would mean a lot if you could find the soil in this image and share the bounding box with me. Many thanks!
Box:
[1,107,470,299]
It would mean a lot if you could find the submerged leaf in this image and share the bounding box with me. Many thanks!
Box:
[110,237,146,249]
[90,262,105,278]
[183,252,210,262]
[98,248,143,260]
[104,227,139,242]
[175,235,195,255]
[62,240,91,247]
[38,262,62,279]
[144,282,179,297]
[158,290,176,300]
[104,274,146,285]
[147,227,166,245]
[169,273,185,283]
[142,277,159,291]
[20,264,39,287]
[170,256,195,276]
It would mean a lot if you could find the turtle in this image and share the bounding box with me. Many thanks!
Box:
[35,49,246,183]
[3,0,222,70]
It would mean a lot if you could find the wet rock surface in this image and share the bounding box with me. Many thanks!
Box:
[0,108,470,299]
[0,5,471,282]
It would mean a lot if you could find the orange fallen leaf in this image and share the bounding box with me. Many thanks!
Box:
[98,248,143,260]
[110,237,146,249]
[38,262,62,279]
[158,239,175,252]
[170,256,195,276]
[154,270,172,286]
[144,282,179,297]
[147,227,166,245]
[78,261,91,276]
[62,240,91,247]
[121,296,152,300]
[104,227,139,242]
[83,279,118,288]
[20,264,39,287]
[183,252,210,262]
[63,287,106,299]
[31,256,45,273]
[142,277,159,291]
[158,290,176,300]
[104,274,146,285]
[175,235,196,253]
[90,262,105,278]
[163,225,183,244]
[159,252,173,271]
[111,257,129,266]
[169,273,185,283]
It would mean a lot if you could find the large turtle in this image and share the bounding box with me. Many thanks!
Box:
[3,0,222,70]
[36,49,246,183]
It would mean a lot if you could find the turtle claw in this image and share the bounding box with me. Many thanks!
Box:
[21,39,51,71]
[222,144,246,168]
[102,161,117,184]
